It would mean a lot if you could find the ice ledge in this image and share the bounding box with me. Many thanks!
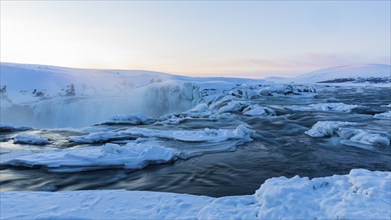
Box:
[1,169,390,220]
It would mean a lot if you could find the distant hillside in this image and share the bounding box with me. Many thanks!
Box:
[288,64,391,84]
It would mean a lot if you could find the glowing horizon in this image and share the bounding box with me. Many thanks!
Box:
[1,1,390,78]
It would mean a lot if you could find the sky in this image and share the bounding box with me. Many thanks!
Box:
[1,1,390,78]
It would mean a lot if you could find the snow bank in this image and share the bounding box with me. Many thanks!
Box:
[1,141,179,172]
[306,121,390,146]
[13,134,50,145]
[1,169,389,219]
[374,111,391,120]
[287,103,359,112]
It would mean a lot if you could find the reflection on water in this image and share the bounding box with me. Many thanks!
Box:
[1,87,390,197]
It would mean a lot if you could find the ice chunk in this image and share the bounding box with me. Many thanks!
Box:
[13,134,50,145]
[218,101,249,113]
[2,142,179,172]
[100,113,155,125]
[242,104,276,116]
[374,111,391,120]
[306,121,390,147]
[305,121,361,137]
[338,129,390,146]
[287,103,358,112]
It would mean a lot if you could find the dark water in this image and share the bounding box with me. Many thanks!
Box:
[1,86,391,197]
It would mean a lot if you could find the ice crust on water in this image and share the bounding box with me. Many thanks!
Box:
[374,111,391,120]
[306,121,390,146]
[3,125,254,172]
[13,134,50,145]
[1,169,389,219]
[2,141,180,172]
[287,103,359,112]
[70,124,253,144]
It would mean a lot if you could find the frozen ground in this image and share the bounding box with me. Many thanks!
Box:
[1,169,389,219]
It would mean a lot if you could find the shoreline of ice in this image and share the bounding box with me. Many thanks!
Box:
[1,169,389,220]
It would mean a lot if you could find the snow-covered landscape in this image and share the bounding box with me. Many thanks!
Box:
[1,1,391,219]
[1,62,390,219]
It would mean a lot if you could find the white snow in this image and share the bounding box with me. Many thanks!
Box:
[1,169,389,220]
[287,103,359,112]
[1,141,180,172]
[374,111,391,120]
[13,134,50,145]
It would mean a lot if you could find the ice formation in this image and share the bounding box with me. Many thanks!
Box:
[306,121,390,146]
[1,141,180,172]
[287,103,359,112]
[374,111,391,120]
[13,134,50,145]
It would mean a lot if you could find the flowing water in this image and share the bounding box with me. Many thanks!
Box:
[1,87,390,197]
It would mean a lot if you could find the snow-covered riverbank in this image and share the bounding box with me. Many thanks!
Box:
[1,169,389,220]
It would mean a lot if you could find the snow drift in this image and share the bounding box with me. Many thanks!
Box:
[1,169,389,220]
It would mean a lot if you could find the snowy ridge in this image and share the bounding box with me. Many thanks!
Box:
[267,64,391,84]
[1,169,390,219]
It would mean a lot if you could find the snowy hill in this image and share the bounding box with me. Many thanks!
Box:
[268,64,391,84]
